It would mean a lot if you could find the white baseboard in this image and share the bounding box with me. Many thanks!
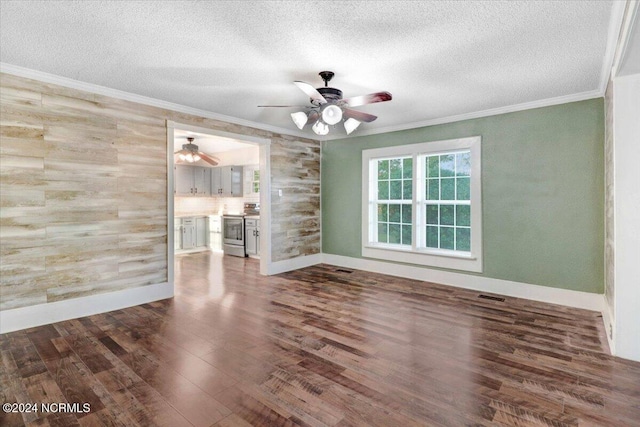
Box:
[1,254,607,338]
[268,253,323,275]
[321,254,605,312]
[0,282,174,334]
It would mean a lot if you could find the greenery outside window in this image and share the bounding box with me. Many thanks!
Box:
[252,169,260,194]
[362,136,482,272]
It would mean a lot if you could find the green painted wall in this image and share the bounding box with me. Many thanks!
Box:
[321,99,605,293]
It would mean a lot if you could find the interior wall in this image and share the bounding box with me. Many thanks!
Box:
[270,135,321,262]
[604,78,615,341]
[612,72,640,362]
[0,72,320,312]
[322,99,605,293]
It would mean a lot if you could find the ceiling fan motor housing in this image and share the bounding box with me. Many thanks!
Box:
[310,71,343,105]
[312,87,343,105]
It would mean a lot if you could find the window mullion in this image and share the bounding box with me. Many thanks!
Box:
[412,153,420,251]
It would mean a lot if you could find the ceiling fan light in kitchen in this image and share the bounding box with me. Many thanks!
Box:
[321,104,342,125]
[312,120,329,136]
[344,118,361,135]
[174,137,220,166]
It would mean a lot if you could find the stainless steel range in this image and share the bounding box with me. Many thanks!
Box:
[222,214,245,257]
[222,203,260,257]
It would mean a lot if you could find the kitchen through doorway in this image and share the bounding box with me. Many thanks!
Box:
[166,121,271,286]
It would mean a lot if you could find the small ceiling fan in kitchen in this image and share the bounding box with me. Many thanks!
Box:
[174,137,219,165]
[258,71,392,136]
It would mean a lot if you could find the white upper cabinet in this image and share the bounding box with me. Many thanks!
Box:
[193,167,211,196]
[174,165,211,196]
[211,166,243,197]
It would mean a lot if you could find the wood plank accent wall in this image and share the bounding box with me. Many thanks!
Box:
[0,72,320,311]
[270,135,321,262]
[604,80,614,318]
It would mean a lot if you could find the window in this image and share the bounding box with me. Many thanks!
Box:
[252,168,260,194]
[245,166,260,194]
[362,136,482,272]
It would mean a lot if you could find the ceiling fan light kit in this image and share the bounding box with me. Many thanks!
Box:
[321,104,343,125]
[312,120,329,136]
[344,117,361,135]
[260,71,392,136]
[174,137,219,166]
[290,111,309,129]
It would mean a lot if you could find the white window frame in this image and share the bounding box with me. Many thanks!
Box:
[362,136,482,272]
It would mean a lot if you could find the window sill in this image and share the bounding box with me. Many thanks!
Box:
[362,245,483,273]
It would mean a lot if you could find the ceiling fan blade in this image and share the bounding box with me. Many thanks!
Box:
[198,152,220,166]
[343,91,392,108]
[343,108,378,123]
[257,105,308,108]
[294,81,327,104]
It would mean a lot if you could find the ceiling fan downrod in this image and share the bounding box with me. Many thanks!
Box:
[319,71,334,87]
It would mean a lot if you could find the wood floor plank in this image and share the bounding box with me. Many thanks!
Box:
[2,254,640,426]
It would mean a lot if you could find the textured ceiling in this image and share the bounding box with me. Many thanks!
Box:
[0,1,620,138]
[174,129,254,154]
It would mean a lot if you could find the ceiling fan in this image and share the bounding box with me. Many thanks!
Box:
[259,71,392,135]
[174,137,219,166]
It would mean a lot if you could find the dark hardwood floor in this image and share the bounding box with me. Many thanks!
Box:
[1,252,639,426]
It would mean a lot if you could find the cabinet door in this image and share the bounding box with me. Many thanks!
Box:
[256,223,260,256]
[245,224,257,255]
[195,217,207,247]
[193,167,211,196]
[182,226,195,249]
[175,165,194,196]
[220,166,232,196]
[230,166,243,197]
[211,167,222,196]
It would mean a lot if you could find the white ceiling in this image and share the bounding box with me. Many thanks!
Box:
[174,129,254,154]
[0,1,623,139]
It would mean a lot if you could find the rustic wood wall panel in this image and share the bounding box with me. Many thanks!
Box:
[604,80,614,319]
[0,72,321,311]
[270,135,321,262]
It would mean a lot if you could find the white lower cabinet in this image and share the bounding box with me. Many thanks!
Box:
[181,218,196,249]
[177,216,208,252]
[196,217,207,247]
[245,218,260,257]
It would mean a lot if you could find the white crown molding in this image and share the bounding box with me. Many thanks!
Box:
[0,62,311,140]
[322,89,603,141]
[612,0,640,77]
[0,282,173,334]
[600,0,629,91]
[0,61,610,144]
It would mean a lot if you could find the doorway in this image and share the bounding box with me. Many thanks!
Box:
[166,121,271,287]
